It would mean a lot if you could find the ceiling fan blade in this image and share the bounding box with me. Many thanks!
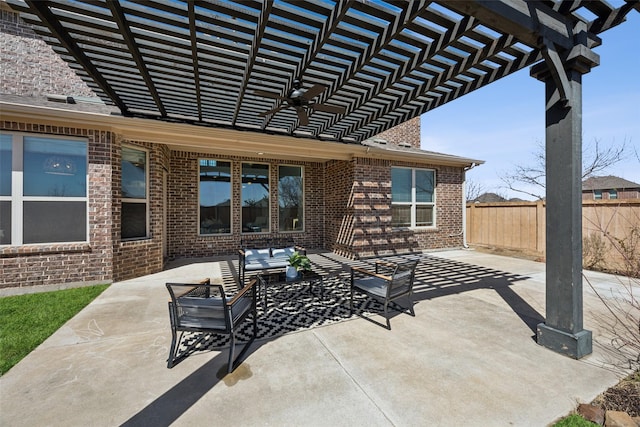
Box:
[253,90,286,100]
[310,103,346,114]
[295,107,309,126]
[258,105,287,117]
[302,84,326,100]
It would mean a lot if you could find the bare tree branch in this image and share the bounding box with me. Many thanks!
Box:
[499,138,629,199]
[465,180,485,202]
[582,138,628,179]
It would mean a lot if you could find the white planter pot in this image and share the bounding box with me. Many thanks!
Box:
[286,266,299,279]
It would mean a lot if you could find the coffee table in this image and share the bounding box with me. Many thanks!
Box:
[256,270,324,311]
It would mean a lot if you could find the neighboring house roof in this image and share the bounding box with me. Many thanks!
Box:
[473,192,507,203]
[582,176,640,191]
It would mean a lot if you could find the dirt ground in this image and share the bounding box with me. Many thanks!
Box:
[592,370,640,417]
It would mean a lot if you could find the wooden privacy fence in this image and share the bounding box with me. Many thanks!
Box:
[466,199,640,270]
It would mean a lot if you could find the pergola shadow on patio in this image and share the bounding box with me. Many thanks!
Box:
[1,250,630,427]
[166,251,540,353]
[119,250,624,427]
[4,0,639,360]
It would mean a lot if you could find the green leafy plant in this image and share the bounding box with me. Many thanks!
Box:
[552,414,598,427]
[288,251,311,272]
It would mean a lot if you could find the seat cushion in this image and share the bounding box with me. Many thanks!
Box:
[244,248,271,261]
[353,276,388,297]
[270,246,295,261]
[244,258,289,270]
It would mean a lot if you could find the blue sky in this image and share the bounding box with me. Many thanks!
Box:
[420,12,640,200]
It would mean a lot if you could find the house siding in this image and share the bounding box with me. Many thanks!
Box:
[373,117,421,149]
[0,121,114,288]
[111,137,167,282]
[1,118,468,288]
[167,152,325,259]
[582,189,640,200]
[0,6,96,98]
[349,158,464,259]
[325,159,355,257]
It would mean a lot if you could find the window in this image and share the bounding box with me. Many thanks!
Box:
[391,167,435,227]
[594,190,602,200]
[1,134,12,245]
[278,165,303,231]
[121,146,148,239]
[242,163,269,233]
[0,133,88,245]
[199,159,231,235]
[609,189,618,199]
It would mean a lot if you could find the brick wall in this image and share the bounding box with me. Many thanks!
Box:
[325,160,355,257]
[345,157,464,259]
[167,151,325,259]
[582,189,640,200]
[0,7,96,98]
[0,120,466,288]
[0,121,114,289]
[111,137,166,282]
[373,117,421,148]
[164,151,465,261]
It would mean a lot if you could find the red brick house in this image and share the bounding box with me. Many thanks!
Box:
[582,175,640,200]
[0,4,482,289]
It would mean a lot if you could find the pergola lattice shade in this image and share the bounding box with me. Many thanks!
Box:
[7,0,635,143]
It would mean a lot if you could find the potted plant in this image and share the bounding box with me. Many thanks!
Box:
[286,251,311,279]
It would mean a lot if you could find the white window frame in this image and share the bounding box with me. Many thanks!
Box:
[121,145,149,240]
[0,132,89,246]
[391,166,436,229]
[278,164,304,232]
[198,158,233,236]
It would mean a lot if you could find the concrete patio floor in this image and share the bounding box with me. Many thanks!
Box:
[0,249,634,427]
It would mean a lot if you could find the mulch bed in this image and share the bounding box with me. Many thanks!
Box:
[591,371,640,417]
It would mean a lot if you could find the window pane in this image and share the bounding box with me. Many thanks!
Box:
[199,160,231,234]
[278,166,303,231]
[23,201,86,243]
[416,169,434,203]
[122,147,146,198]
[391,205,411,227]
[609,190,617,199]
[416,205,434,227]
[0,201,10,244]
[242,163,269,232]
[0,134,11,196]
[122,202,147,239]
[23,137,87,197]
[391,168,411,202]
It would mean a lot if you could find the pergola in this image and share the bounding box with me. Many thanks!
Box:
[7,0,639,359]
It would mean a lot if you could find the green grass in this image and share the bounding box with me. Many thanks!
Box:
[553,414,599,427]
[0,284,109,375]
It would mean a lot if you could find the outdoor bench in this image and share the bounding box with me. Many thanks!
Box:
[238,238,305,284]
